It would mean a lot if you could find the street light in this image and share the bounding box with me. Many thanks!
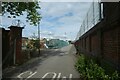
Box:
[37,16,42,56]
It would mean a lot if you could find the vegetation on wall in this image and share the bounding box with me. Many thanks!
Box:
[75,54,120,80]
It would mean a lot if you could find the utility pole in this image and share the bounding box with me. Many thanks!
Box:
[38,21,40,56]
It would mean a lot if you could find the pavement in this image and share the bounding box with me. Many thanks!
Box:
[2,44,80,80]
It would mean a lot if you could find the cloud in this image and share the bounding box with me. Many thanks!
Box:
[40,2,91,40]
[1,2,92,41]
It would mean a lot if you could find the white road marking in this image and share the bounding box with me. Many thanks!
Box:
[17,71,37,79]
[42,72,57,80]
[56,73,61,80]
[17,71,31,78]
[62,76,66,78]
[18,71,73,80]
[57,73,61,78]
[69,74,72,80]
[62,76,67,80]
[27,71,37,78]
[69,74,72,78]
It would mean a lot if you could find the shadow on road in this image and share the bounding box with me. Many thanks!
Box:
[3,44,76,78]
[40,49,65,57]
[3,48,66,78]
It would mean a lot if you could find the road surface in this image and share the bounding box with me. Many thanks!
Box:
[4,44,80,80]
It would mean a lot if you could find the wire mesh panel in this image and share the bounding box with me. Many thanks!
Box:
[76,0,103,40]
[94,2,100,25]
[88,2,94,30]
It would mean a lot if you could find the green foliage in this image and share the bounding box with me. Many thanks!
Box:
[75,54,120,80]
[26,39,34,49]
[2,2,41,26]
[27,39,40,50]
[32,39,40,49]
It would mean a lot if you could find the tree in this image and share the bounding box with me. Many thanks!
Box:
[2,2,41,26]
[33,39,40,49]
[27,39,40,50]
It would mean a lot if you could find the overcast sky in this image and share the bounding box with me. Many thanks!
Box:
[1,2,92,41]
[39,2,91,41]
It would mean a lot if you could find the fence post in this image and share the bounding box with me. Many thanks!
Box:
[93,2,95,25]
[87,13,88,31]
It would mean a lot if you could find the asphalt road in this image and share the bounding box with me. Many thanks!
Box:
[5,44,80,79]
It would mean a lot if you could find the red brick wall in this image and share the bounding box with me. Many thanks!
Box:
[74,2,120,71]
[91,34,98,52]
[9,26,24,64]
[90,33,99,57]
[102,28,118,64]
[16,35,22,64]
[86,37,89,52]
[118,27,120,69]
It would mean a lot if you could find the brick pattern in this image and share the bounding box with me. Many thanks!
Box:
[75,2,120,71]
[91,34,98,53]
[2,26,24,69]
[118,27,120,69]
[102,28,118,64]
[9,26,24,64]
[86,37,89,52]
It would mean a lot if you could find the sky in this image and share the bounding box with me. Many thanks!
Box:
[39,2,91,41]
[1,2,92,41]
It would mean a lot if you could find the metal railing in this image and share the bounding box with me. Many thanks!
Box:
[76,0,103,40]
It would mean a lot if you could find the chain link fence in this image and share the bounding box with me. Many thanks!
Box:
[76,1,103,40]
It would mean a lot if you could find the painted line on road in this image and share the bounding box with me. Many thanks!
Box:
[69,74,72,78]
[42,72,57,80]
[62,76,67,80]
[57,73,61,78]
[17,71,37,79]
[62,76,67,78]
[18,71,73,79]
[17,71,31,78]
[41,72,73,80]
[27,71,37,78]
[69,74,72,80]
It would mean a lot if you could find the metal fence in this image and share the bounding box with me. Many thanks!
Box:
[76,1,103,40]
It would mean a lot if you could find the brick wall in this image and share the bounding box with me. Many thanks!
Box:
[102,28,118,64]
[85,37,89,52]
[9,26,24,64]
[2,28,10,69]
[2,26,24,69]
[91,33,98,54]
[75,2,120,71]
[118,27,120,70]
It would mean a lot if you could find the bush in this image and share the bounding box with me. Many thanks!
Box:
[75,54,119,80]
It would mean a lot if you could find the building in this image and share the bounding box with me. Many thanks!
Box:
[40,38,47,49]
